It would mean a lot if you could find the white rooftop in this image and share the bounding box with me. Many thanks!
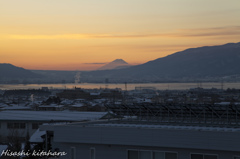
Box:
[29,129,46,143]
[0,110,107,121]
[0,145,8,152]
[71,103,84,107]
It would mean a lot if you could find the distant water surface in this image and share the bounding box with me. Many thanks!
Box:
[0,83,239,90]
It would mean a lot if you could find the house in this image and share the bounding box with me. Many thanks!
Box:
[0,110,107,142]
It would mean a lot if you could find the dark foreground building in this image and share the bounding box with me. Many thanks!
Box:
[40,103,240,159]
[41,120,240,159]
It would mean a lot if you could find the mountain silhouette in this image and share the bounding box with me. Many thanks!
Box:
[98,59,131,70]
[81,42,240,82]
[0,63,42,82]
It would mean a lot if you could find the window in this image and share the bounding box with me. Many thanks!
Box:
[191,153,217,159]
[153,151,164,159]
[20,123,25,129]
[204,155,218,159]
[191,154,203,159]
[7,123,14,129]
[7,123,26,129]
[14,123,19,128]
[70,147,76,159]
[139,151,151,159]
[32,123,41,129]
[165,152,177,159]
[128,150,139,159]
[90,147,95,159]
[128,150,177,159]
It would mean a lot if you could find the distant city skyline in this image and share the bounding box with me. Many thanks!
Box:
[0,0,240,70]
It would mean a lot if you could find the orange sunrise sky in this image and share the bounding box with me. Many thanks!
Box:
[0,0,240,70]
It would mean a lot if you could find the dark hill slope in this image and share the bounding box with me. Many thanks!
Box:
[81,42,240,82]
[0,63,42,80]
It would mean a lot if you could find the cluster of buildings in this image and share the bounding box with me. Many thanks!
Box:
[1,87,240,112]
[0,86,240,159]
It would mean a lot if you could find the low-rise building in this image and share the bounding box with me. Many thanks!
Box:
[0,110,107,142]
[40,120,240,159]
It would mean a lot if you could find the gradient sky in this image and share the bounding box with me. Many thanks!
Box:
[1,0,240,70]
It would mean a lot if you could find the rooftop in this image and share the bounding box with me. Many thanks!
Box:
[0,110,107,122]
[91,123,240,132]
[48,119,240,133]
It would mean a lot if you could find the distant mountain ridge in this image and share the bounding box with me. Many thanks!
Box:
[2,42,240,84]
[98,59,131,70]
[81,42,240,82]
[0,63,42,82]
